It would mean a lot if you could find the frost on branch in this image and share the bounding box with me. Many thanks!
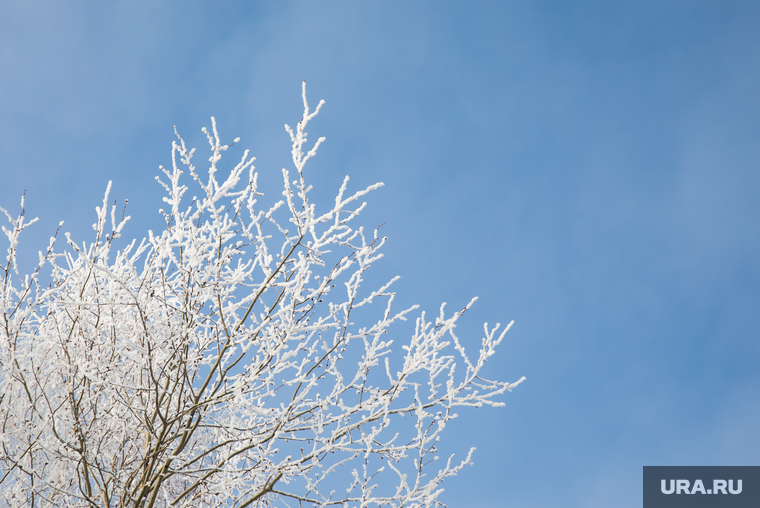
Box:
[0,83,525,508]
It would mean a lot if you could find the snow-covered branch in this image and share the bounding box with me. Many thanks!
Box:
[0,84,524,508]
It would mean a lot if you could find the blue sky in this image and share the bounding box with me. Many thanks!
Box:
[2,1,760,506]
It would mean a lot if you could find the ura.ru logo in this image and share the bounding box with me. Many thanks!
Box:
[661,479,742,495]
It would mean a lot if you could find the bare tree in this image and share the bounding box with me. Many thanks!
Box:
[0,84,524,508]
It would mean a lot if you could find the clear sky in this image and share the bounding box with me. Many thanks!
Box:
[2,1,760,506]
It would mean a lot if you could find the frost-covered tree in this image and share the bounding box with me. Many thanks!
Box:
[0,84,524,508]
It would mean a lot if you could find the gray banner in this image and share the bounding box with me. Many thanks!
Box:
[643,466,760,508]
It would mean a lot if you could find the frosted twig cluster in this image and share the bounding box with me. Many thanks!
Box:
[0,83,524,508]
